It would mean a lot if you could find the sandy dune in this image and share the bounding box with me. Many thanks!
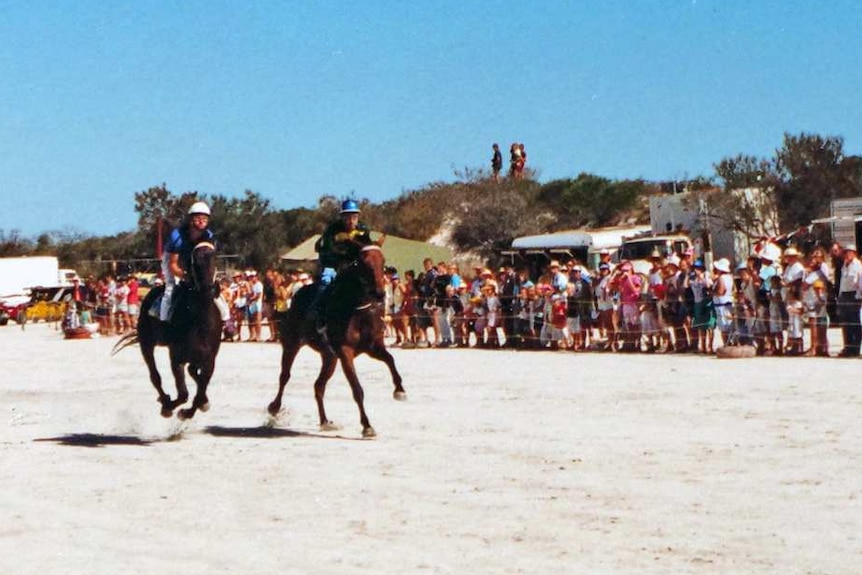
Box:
[1,323,861,574]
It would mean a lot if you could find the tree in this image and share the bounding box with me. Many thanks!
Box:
[710,154,781,240]
[536,173,646,228]
[450,174,544,258]
[714,154,774,190]
[774,132,862,228]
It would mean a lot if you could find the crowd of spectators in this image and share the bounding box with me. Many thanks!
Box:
[65,273,141,336]
[373,241,862,357]
[53,236,862,359]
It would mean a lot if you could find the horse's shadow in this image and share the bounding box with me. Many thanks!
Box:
[34,433,156,448]
[202,425,365,441]
[33,425,362,448]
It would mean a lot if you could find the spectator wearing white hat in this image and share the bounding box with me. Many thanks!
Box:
[246,270,263,342]
[754,245,782,354]
[838,244,862,356]
[712,258,734,347]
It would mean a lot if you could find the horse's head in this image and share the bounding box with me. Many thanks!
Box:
[357,244,386,301]
[190,241,217,294]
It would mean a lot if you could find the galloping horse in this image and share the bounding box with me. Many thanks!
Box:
[267,241,406,437]
[113,241,223,420]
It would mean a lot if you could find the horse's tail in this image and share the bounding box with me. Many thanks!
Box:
[111,330,139,356]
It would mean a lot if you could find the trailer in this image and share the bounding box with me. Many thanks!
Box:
[0,256,65,298]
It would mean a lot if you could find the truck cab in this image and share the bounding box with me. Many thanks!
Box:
[618,235,693,275]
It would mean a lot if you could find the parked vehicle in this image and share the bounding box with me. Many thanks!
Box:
[0,256,77,297]
[0,295,30,325]
[21,286,73,324]
[504,225,652,277]
[618,234,694,275]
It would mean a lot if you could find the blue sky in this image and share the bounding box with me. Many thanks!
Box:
[2,1,860,237]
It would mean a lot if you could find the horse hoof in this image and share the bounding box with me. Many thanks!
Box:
[267,402,281,417]
[320,421,341,432]
[362,426,377,439]
[177,409,194,421]
[393,391,407,401]
[199,401,210,413]
[160,407,173,418]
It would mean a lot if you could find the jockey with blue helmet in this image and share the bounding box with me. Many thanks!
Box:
[309,199,372,335]
[315,198,372,285]
[160,201,216,322]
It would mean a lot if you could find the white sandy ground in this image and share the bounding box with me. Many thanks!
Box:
[1,323,861,575]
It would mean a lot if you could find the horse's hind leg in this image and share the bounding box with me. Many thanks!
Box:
[268,339,302,416]
[366,343,406,401]
[314,351,339,431]
[141,341,174,417]
[336,348,375,438]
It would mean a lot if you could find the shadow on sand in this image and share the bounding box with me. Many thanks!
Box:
[33,425,364,447]
[202,425,365,441]
[34,433,156,448]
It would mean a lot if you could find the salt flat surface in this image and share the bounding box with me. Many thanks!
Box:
[1,323,860,574]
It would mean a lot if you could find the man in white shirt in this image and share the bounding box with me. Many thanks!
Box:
[838,244,862,357]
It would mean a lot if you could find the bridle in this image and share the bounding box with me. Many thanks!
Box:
[349,244,385,311]
[190,241,216,292]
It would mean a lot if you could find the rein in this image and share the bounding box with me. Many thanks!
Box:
[190,242,217,293]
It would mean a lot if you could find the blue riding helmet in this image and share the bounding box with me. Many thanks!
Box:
[341,199,360,214]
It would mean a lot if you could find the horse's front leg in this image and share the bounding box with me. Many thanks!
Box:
[168,349,190,414]
[268,337,302,416]
[336,347,374,438]
[179,359,213,420]
[314,350,339,431]
[140,340,173,417]
[366,343,406,401]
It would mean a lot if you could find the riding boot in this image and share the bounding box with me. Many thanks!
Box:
[308,284,329,339]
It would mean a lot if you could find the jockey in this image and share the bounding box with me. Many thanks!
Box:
[160,201,215,322]
[309,198,372,332]
[316,199,372,283]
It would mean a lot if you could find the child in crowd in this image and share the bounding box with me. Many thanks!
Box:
[767,275,785,356]
[804,279,830,356]
[785,287,804,355]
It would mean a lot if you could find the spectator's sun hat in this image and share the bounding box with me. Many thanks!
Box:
[599,263,611,271]
[693,259,705,269]
[665,254,681,268]
[713,258,731,273]
[783,247,800,258]
[845,244,857,253]
[480,268,493,277]
[549,260,561,268]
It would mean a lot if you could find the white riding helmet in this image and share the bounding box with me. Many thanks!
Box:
[188,201,211,217]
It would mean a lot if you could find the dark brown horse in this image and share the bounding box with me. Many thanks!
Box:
[113,241,223,420]
[267,243,405,437]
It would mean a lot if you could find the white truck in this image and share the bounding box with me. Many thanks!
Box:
[0,256,77,297]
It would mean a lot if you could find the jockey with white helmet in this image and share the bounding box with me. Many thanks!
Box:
[159,201,215,322]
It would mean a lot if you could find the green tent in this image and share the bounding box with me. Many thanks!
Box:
[280,232,453,276]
